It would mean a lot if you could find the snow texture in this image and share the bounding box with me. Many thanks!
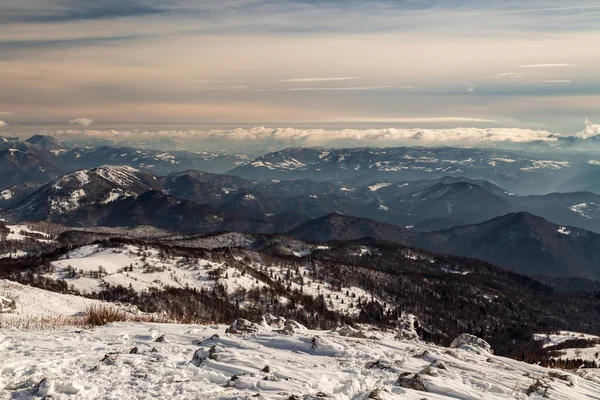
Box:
[1,321,599,399]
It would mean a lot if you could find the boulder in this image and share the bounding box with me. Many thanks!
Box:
[226,318,260,334]
[450,333,493,354]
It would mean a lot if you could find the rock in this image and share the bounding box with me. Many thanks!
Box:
[226,318,260,334]
[35,378,54,397]
[332,326,368,338]
[100,353,118,365]
[450,333,493,354]
[154,334,166,343]
[191,344,225,366]
[368,389,384,399]
[420,361,446,376]
[0,295,16,314]
[262,365,271,373]
[366,359,401,373]
[227,373,255,385]
[129,347,138,354]
[280,319,307,335]
[263,314,287,329]
[398,372,428,392]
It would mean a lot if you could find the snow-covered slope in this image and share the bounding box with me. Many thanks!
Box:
[45,243,379,317]
[3,166,161,222]
[0,279,103,317]
[1,321,599,399]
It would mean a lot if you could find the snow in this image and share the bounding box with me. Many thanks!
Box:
[50,188,86,213]
[0,280,105,317]
[1,321,599,399]
[491,158,516,163]
[557,227,571,235]
[251,157,306,170]
[0,250,28,259]
[570,203,594,219]
[533,331,600,348]
[1,189,12,200]
[520,160,571,171]
[368,182,393,192]
[5,225,53,243]
[47,244,269,298]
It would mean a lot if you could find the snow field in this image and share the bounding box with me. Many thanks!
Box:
[2,322,600,399]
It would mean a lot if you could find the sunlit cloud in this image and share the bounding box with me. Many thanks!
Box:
[45,124,571,145]
[278,77,357,83]
[536,80,572,83]
[518,64,578,68]
[70,118,93,127]
[485,73,527,79]
[0,121,7,127]
[286,86,391,91]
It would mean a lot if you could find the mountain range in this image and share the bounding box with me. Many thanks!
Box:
[4,134,600,283]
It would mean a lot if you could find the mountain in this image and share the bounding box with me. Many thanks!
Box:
[0,181,43,210]
[2,166,161,221]
[354,176,513,200]
[388,182,518,225]
[288,212,413,243]
[410,217,467,232]
[229,146,575,194]
[288,212,600,281]
[59,146,249,175]
[510,192,600,233]
[416,212,600,281]
[25,134,67,152]
[558,169,600,193]
[0,147,64,190]
[43,189,285,234]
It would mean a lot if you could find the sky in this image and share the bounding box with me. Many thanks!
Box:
[1,0,599,142]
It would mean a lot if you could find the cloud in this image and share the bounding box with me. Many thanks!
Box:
[519,64,578,68]
[486,73,526,79]
[48,124,568,145]
[466,83,475,92]
[578,118,600,139]
[69,118,93,127]
[536,80,572,83]
[278,77,357,83]
[0,121,6,127]
[325,117,497,124]
[286,86,391,91]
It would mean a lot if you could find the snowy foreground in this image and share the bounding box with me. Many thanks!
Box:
[2,321,600,400]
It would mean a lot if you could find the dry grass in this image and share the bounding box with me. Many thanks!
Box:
[0,314,84,330]
[0,305,181,330]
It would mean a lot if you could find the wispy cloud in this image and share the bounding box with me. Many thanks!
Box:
[536,80,572,83]
[1,0,599,131]
[70,118,93,127]
[325,117,497,123]
[278,77,356,83]
[286,86,391,91]
[519,64,578,68]
[486,73,527,79]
